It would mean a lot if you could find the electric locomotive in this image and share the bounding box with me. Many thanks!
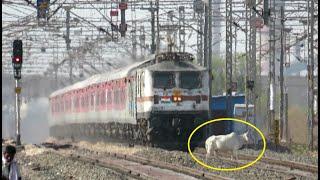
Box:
[49,52,209,148]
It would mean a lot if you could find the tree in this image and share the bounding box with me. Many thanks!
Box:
[211,56,226,95]
[211,53,247,95]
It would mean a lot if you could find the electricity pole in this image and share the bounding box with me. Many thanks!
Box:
[194,0,204,65]
[156,0,160,54]
[307,0,315,150]
[268,0,277,143]
[248,0,257,142]
[139,26,146,58]
[208,0,213,129]
[279,7,285,141]
[226,0,233,126]
[131,20,137,59]
[178,6,186,52]
[65,6,72,84]
[140,2,157,54]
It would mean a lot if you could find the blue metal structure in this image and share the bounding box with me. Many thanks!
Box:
[211,94,245,113]
[209,94,245,134]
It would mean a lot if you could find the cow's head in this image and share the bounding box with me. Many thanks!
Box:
[242,131,250,143]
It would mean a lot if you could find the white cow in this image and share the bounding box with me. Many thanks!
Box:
[205,131,250,161]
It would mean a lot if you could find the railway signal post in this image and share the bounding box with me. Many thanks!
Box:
[12,39,23,146]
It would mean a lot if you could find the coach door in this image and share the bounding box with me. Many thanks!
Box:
[128,74,136,119]
[136,70,143,115]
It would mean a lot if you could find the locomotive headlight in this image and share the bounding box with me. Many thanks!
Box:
[172,96,182,102]
[173,96,177,101]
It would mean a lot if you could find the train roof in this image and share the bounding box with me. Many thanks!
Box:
[49,52,206,98]
[146,60,206,72]
[49,57,153,98]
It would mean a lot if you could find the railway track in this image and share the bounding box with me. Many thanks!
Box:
[41,142,232,180]
[194,148,318,179]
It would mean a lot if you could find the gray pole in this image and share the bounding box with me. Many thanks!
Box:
[54,64,58,88]
[279,6,285,141]
[307,0,314,150]
[208,0,212,119]
[251,6,257,139]
[268,0,276,142]
[259,26,262,131]
[15,80,21,145]
[284,87,288,141]
[234,30,237,79]
[208,0,212,71]
[204,4,208,67]
[151,2,156,54]
[156,0,160,54]
[196,6,204,66]
[140,3,156,54]
[120,0,126,37]
[65,7,72,84]
[132,20,137,59]
[245,2,249,123]
[139,26,146,57]
[178,6,186,52]
[225,0,233,134]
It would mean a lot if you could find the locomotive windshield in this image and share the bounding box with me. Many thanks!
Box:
[153,72,175,88]
[180,71,201,89]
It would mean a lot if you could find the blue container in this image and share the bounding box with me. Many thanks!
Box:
[210,94,245,134]
[211,94,245,113]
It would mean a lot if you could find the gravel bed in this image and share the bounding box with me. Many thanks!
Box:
[21,141,318,180]
[238,148,318,166]
[38,139,318,180]
[236,142,318,166]
[133,147,314,180]
[16,145,137,180]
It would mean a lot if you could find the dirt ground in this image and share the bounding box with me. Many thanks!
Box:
[288,106,318,147]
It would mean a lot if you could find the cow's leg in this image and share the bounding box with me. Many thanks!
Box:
[205,145,210,163]
[235,151,238,160]
[232,149,238,160]
[205,152,209,163]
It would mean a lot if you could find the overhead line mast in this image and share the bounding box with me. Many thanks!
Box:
[307,0,315,151]
[226,0,233,123]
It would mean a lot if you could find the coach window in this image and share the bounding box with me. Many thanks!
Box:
[91,93,94,108]
[100,91,104,105]
[117,90,120,104]
[141,72,144,95]
[137,74,140,96]
[107,90,111,104]
[87,94,89,108]
[75,97,79,111]
[56,101,58,113]
[114,90,118,104]
[96,92,100,107]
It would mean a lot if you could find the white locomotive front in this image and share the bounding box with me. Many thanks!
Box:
[135,52,210,144]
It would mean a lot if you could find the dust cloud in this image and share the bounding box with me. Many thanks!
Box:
[20,97,49,144]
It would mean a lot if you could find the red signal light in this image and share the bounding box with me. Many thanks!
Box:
[12,56,22,65]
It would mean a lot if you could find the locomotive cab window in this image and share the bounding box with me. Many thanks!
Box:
[180,71,201,89]
[153,72,175,89]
